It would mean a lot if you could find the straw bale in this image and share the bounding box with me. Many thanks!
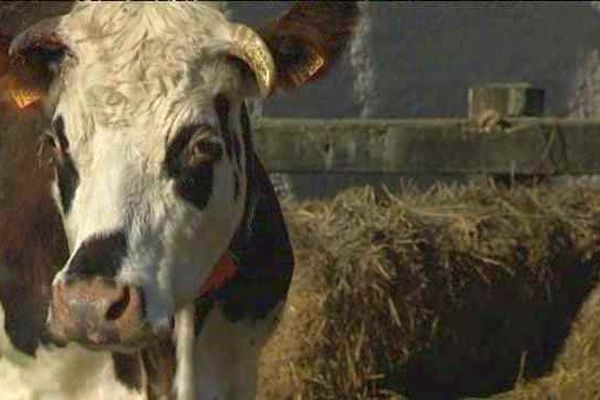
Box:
[258,183,600,399]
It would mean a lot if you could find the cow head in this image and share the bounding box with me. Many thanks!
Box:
[3,2,357,351]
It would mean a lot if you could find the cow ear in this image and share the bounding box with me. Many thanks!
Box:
[259,2,360,90]
[3,17,71,109]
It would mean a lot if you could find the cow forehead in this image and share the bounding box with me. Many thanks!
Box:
[61,3,233,68]
[54,3,244,150]
[65,3,231,41]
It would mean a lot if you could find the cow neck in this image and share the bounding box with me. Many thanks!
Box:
[193,150,259,332]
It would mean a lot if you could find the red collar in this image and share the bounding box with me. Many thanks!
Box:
[198,251,238,298]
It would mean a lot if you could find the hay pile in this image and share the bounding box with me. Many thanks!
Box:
[503,279,600,400]
[258,182,600,399]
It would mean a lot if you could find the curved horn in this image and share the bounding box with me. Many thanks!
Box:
[6,17,70,109]
[228,24,276,98]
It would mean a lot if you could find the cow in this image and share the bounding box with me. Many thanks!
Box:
[0,2,358,399]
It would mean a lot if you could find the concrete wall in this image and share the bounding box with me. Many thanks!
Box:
[254,117,600,199]
[228,1,600,119]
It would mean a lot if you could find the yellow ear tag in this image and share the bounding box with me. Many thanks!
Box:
[7,79,43,109]
[288,45,325,88]
[4,61,46,109]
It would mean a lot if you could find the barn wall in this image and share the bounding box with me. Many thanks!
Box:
[3,2,600,119]
[229,1,600,119]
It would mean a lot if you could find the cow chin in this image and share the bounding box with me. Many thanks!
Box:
[47,311,169,353]
[47,320,162,353]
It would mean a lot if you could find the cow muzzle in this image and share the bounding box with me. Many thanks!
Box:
[48,277,150,349]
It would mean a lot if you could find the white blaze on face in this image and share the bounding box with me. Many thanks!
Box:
[46,3,256,333]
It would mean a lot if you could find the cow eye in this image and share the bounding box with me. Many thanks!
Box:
[43,130,61,152]
[165,126,224,209]
[165,125,223,177]
[43,130,58,150]
[184,131,223,169]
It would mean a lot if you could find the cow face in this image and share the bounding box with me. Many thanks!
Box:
[5,2,358,350]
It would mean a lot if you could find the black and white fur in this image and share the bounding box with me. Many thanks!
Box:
[0,2,357,399]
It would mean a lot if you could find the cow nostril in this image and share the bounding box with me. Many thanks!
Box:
[105,286,130,321]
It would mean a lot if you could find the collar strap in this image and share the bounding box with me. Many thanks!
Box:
[193,251,238,336]
[198,251,238,298]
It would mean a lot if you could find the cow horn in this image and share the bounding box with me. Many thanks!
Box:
[228,24,276,98]
[5,17,70,109]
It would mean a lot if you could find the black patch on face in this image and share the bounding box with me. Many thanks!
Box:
[214,94,233,161]
[173,164,214,210]
[165,124,221,210]
[232,132,242,169]
[52,116,69,151]
[240,103,255,211]
[50,116,79,213]
[240,102,253,167]
[56,157,79,213]
[233,171,240,201]
[231,102,255,245]
[66,231,128,279]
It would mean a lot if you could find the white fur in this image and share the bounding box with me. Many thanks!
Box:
[193,304,283,400]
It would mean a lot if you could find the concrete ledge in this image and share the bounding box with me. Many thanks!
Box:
[254,118,600,176]
[468,83,545,120]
